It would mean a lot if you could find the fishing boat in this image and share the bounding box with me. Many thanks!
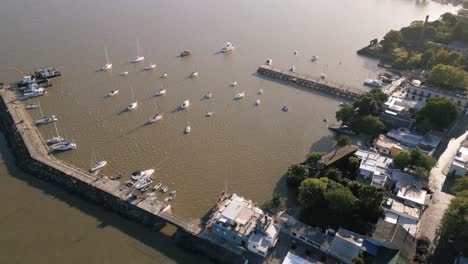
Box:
[206,111,214,117]
[231,81,238,87]
[90,160,108,172]
[311,55,319,61]
[46,122,64,145]
[190,72,199,78]
[161,186,169,193]
[180,50,192,57]
[205,92,212,99]
[127,86,137,111]
[180,99,190,109]
[131,39,145,63]
[185,126,191,134]
[282,105,289,112]
[234,92,245,99]
[26,104,38,110]
[108,90,119,97]
[148,113,163,124]
[221,42,234,53]
[135,177,153,190]
[51,141,77,151]
[36,115,57,125]
[155,89,166,96]
[144,63,156,71]
[161,73,168,78]
[131,169,155,181]
[154,182,162,190]
[255,99,261,106]
[34,67,61,79]
[101,47,112,70]
[120,71,129,76]
[266,59,272,66]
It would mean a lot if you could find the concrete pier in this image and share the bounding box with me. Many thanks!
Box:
[257,65,367,100]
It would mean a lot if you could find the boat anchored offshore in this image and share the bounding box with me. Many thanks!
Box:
[180,50,192,57]
[311,55,319,62]
[282,105,289,112]
[131,39,145,63]
[231,81,238,87]
[184,126,191,134]
[161,73,168,78]
[266,59,272,66]
[180,99,190,109]
[255,99,261,106]
[221,42,235,53]
[127,86,137,111]
[51,141,77,151]
[364,79,383,87]
[144,63,156,71]
[155,89,166,96]
[190,71,199,78]
[206,111,214,117]
[90,160,108,172]
[289,66,295,73]
[258,89,264,95]
[148,113,163,124]
[101,47,112,70]
[120,71,129,76]
[108,90,119,97]
[26,104,38,110]
[205,92,212,99]
[234,92,245,99]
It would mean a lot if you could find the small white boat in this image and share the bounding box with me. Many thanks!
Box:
[320,73,326,79]
[289,66,296,73]
[190,72,199,78]
[311,55,319,61]
[161,186,169,193]
[185,126,191,134]
[51,141,77,151]
[206,111,214,117]
[221,42,235,53]
[293,50,298,55]
[46,136,64,145]
[205,92,212,99]
[364,79,383,87]
[120,71,129,76]
[169,190,176,197]
[234,92,245,99]
[26,104,38,110]
[101,47,112,70]
[231,81,238,87]
[135,177,153,190]
[131,169,155,181]
[144,63,156,70]
[282,105,289,112]
[180,99,190,109]
[36,115,58,125]
[108,90,119,97]
[90,160,108,172]
[161,73,168,78]
[155,89,166,96]
[154,182,162,190]
[148,113,163,123]
[258,89,263,95]
[339,102,349,106]
[23,89,46,99]
[266,59,272,66]
[180,50,192,57]
[255,99,261,106]
[131,39,145,63]
[127,102,138,111]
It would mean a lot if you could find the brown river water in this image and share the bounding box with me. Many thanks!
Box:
[0,0,458,263]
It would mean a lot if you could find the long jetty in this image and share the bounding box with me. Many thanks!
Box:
[0,88,246,264]
[257,65,367,100]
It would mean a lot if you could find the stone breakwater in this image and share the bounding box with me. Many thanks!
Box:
[0,89,246,264]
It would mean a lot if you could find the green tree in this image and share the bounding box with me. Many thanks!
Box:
[351,115,385,136]
[325,187,358,213]
[353,96,380,116]
[427,64,468,91]
[324,168,343,182]
[452,177,468,194]
[270,192,286,212]
[286,163,309,187]
[413,166,430,180]
[393,151,411,169]
[347,156,361,180]
[305,151,326,167]
[416,97,459,132]
[336,105,355,124]
[410,148,437,170]
[298,178,329,209]
[336,135,352,147]
[441,193,468,254]
[381,30,402,53]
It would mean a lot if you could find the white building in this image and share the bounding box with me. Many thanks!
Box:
[355,149,393,188]
[449,144,468,177]
[406,81,468,113]
[383,198,421,236]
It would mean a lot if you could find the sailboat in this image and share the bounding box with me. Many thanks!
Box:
[35,102,58,125]
[89,148,108,172]
[101,47,112,70]
[148,102,163,124]
[131,39,145,63]
[46,122,64,145]
[127,85,138,111]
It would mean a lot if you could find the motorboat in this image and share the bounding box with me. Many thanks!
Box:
[323,118,328,122]
[46,136,64,145]
[120,71,129,76]
[364,79,383,87]
[161,186,169,193]
[205,92,212,99]
[148,113,163,123]
[161,73,168,78]
[328,125,357,136]
[127,102,138,111]
[180,50,192,57]
[101,47,112,70]
[108,90,119,97]
[125,179,136,188]
[36,115,57,125]
[185,126,191,134]
[221,42,235,53]
[155,89,166,96]
[234,92,245,99]
[131,39,145,63]
[26,104,38,110]
[23,89,46,98]
[18,75,46,87]
[34,67,61,79]
[51,141,77,151]
[190,72,199,78]
[135,177,153,190]
[293,50,298,55]
[131,169,155,181]
[255,99,261,106]
[144,63,156,70]
[154,182,162,190]
[311,55,319,62]
[289,66,295,73]
[180,99,190,109]
[266,59,272,66]
[231,81,238,87]
[320,73,326,79]
[169,190,176,197]
[258,89,263,95]
[206,111,214,117]
[90,160,108,172]
[339,102,349,106]
[282,105,289,112]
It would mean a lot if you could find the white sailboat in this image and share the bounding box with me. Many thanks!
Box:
[180,99,190,109]
[148,102,163,124]
[234,92,245,99]
[255,99,261,106]
[101,47,112,70]
[46,122,64,145]
[231,81,238,87]
[131,39,145,63]
[89,148,107,172]
[108,90,119,97]
[127,86,138,111]
[144,63,156,71]
[35,102,58,125]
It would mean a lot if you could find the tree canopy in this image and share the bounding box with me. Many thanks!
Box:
[351,115,385,136]
[336,135,352,147]
[381,30,402,53]
[336,105,354,124]
[427,64,468,91]
[286,163,310,187]
[416,97,459,132]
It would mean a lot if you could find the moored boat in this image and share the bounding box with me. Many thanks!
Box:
[190,72,199,78]
[144,63,156,70]
[184,126,191,134]
[90,160,108,172]
[51,141,77,151]
[180,99,190,109]
[221,42,235,53]
[26,104,38,110]
[36,115,58,125]
[155,89,166,96]
[148,113,163,123]
[364,79,383,87]
[234,92,245,99]
[108,90,119,97]
[180,50,192,57]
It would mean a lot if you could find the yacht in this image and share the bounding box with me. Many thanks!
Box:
[148,113,163,123]
[131,39,145,63]
[184,126,191,134]
[258,89,263,95]
[234,92,245,99]
[90,160,108,172]
[51,141,77,151]
[190,71,199,78]
[120,71,129,76]
[108,90,119,97]
[255,99,261,106]
[155,89,166,96]
[101,47,112,70]
[127,102,138,111]
[282,105,289,112]
[180,50,192,57]
[311,55,319,62]
[180,99,190,109]
[161,186,169,193]
[205,92,212,99]
[266,59,272,66]
[289,66,295,73]
[135,177,153,190]
[161,73,168,78]
[231,81,238,87]
[154,182,162,190]
[36,115,57,125]
[144,63,156,71]
[46,122,63,145]
[364,79,383,87]
[26,104,38,110]
[23,89,46,99]
[131,169,155,181]
[221,42,235,53]
[206,111,214,117]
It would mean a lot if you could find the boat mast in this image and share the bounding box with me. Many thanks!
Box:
[130,85,135,102]
[104,47,110,64]
[53,121,60,138]
[38,101,44,117]
[136,39,141,57]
